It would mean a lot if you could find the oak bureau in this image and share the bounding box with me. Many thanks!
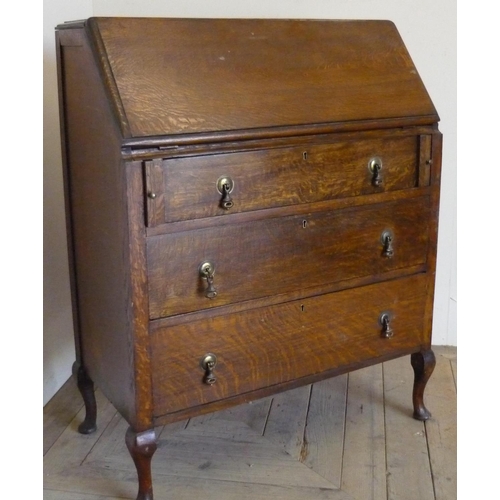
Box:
[56,17,442,500]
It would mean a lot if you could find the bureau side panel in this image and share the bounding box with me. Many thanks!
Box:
[56,28,137,425]
[424,131,443,347]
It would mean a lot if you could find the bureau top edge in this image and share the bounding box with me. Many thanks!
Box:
[57,17,439,140]
[119,119,440,156]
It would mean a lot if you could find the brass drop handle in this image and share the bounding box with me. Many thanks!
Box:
[217,176,234,210]
[201,353,217,385]
[380,313,394,338]
[381,230,394,258]
[200,262,218,299]
[369,157,383,187]
[221,183,234,209]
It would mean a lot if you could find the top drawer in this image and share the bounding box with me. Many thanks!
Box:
[145,135,425,226]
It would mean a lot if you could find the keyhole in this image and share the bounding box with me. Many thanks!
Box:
[303,151,308,160]
[301,304,305,312]
[302,220,308,228]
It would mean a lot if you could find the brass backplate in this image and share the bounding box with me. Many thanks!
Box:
[216,176,234,194]
[201,353,217,370]
[368,156,383,173]
[199,262,215,277]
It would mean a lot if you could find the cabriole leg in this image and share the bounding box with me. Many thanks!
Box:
[410,349,436,421]
[125,427,158,500]
[72,361,97,434]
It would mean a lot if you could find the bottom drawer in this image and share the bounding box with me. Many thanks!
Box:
[151,274,429,416]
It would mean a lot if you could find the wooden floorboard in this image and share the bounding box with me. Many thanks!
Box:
[450,358,457,390]
[341,363,387,500]
[383,356,436,500]
[263,384,311,459]
[424,349,457,500]
[44,347,456,500]
[43,377,84,455]
[44,491,127,500]
[301,375,348,487]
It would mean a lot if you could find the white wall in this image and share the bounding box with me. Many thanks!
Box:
[43,0,93,405]
[43,0,457,404]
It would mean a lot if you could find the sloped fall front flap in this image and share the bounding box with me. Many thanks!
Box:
[78,17,438,138]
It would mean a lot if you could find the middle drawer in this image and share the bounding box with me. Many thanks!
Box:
[147,196,430,318]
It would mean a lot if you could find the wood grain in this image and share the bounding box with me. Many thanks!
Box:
[383,356,435,500]
[89,417,337,491]
[450,358,457,390]
[187,397,272,437]
[44,390,118,478]
[122,122,437,153]
[44,351,456,500]
[58,29,137,425]
[56,17,443,499]
[150,135,419,224]
[418,135,432,187]
[44,377,84,455]
[144,158,165,228]
[147,196,431,318]
[341,364,387,500]
[125,161,154,431]
[44,492,125,500]
[151,274,429,416]
[263,385,311,459]
[146,184,431,238]
[300,376,348,487]
[89,18,437,137]
[424,350,457,500]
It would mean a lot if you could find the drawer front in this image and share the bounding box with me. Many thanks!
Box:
[147,196,430,318]
[151,274,429,416]
[145,135,420,225]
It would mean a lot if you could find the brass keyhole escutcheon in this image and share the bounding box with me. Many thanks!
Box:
[216,176,235,210]
[201,353,217,385]
[368,157,383,187]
